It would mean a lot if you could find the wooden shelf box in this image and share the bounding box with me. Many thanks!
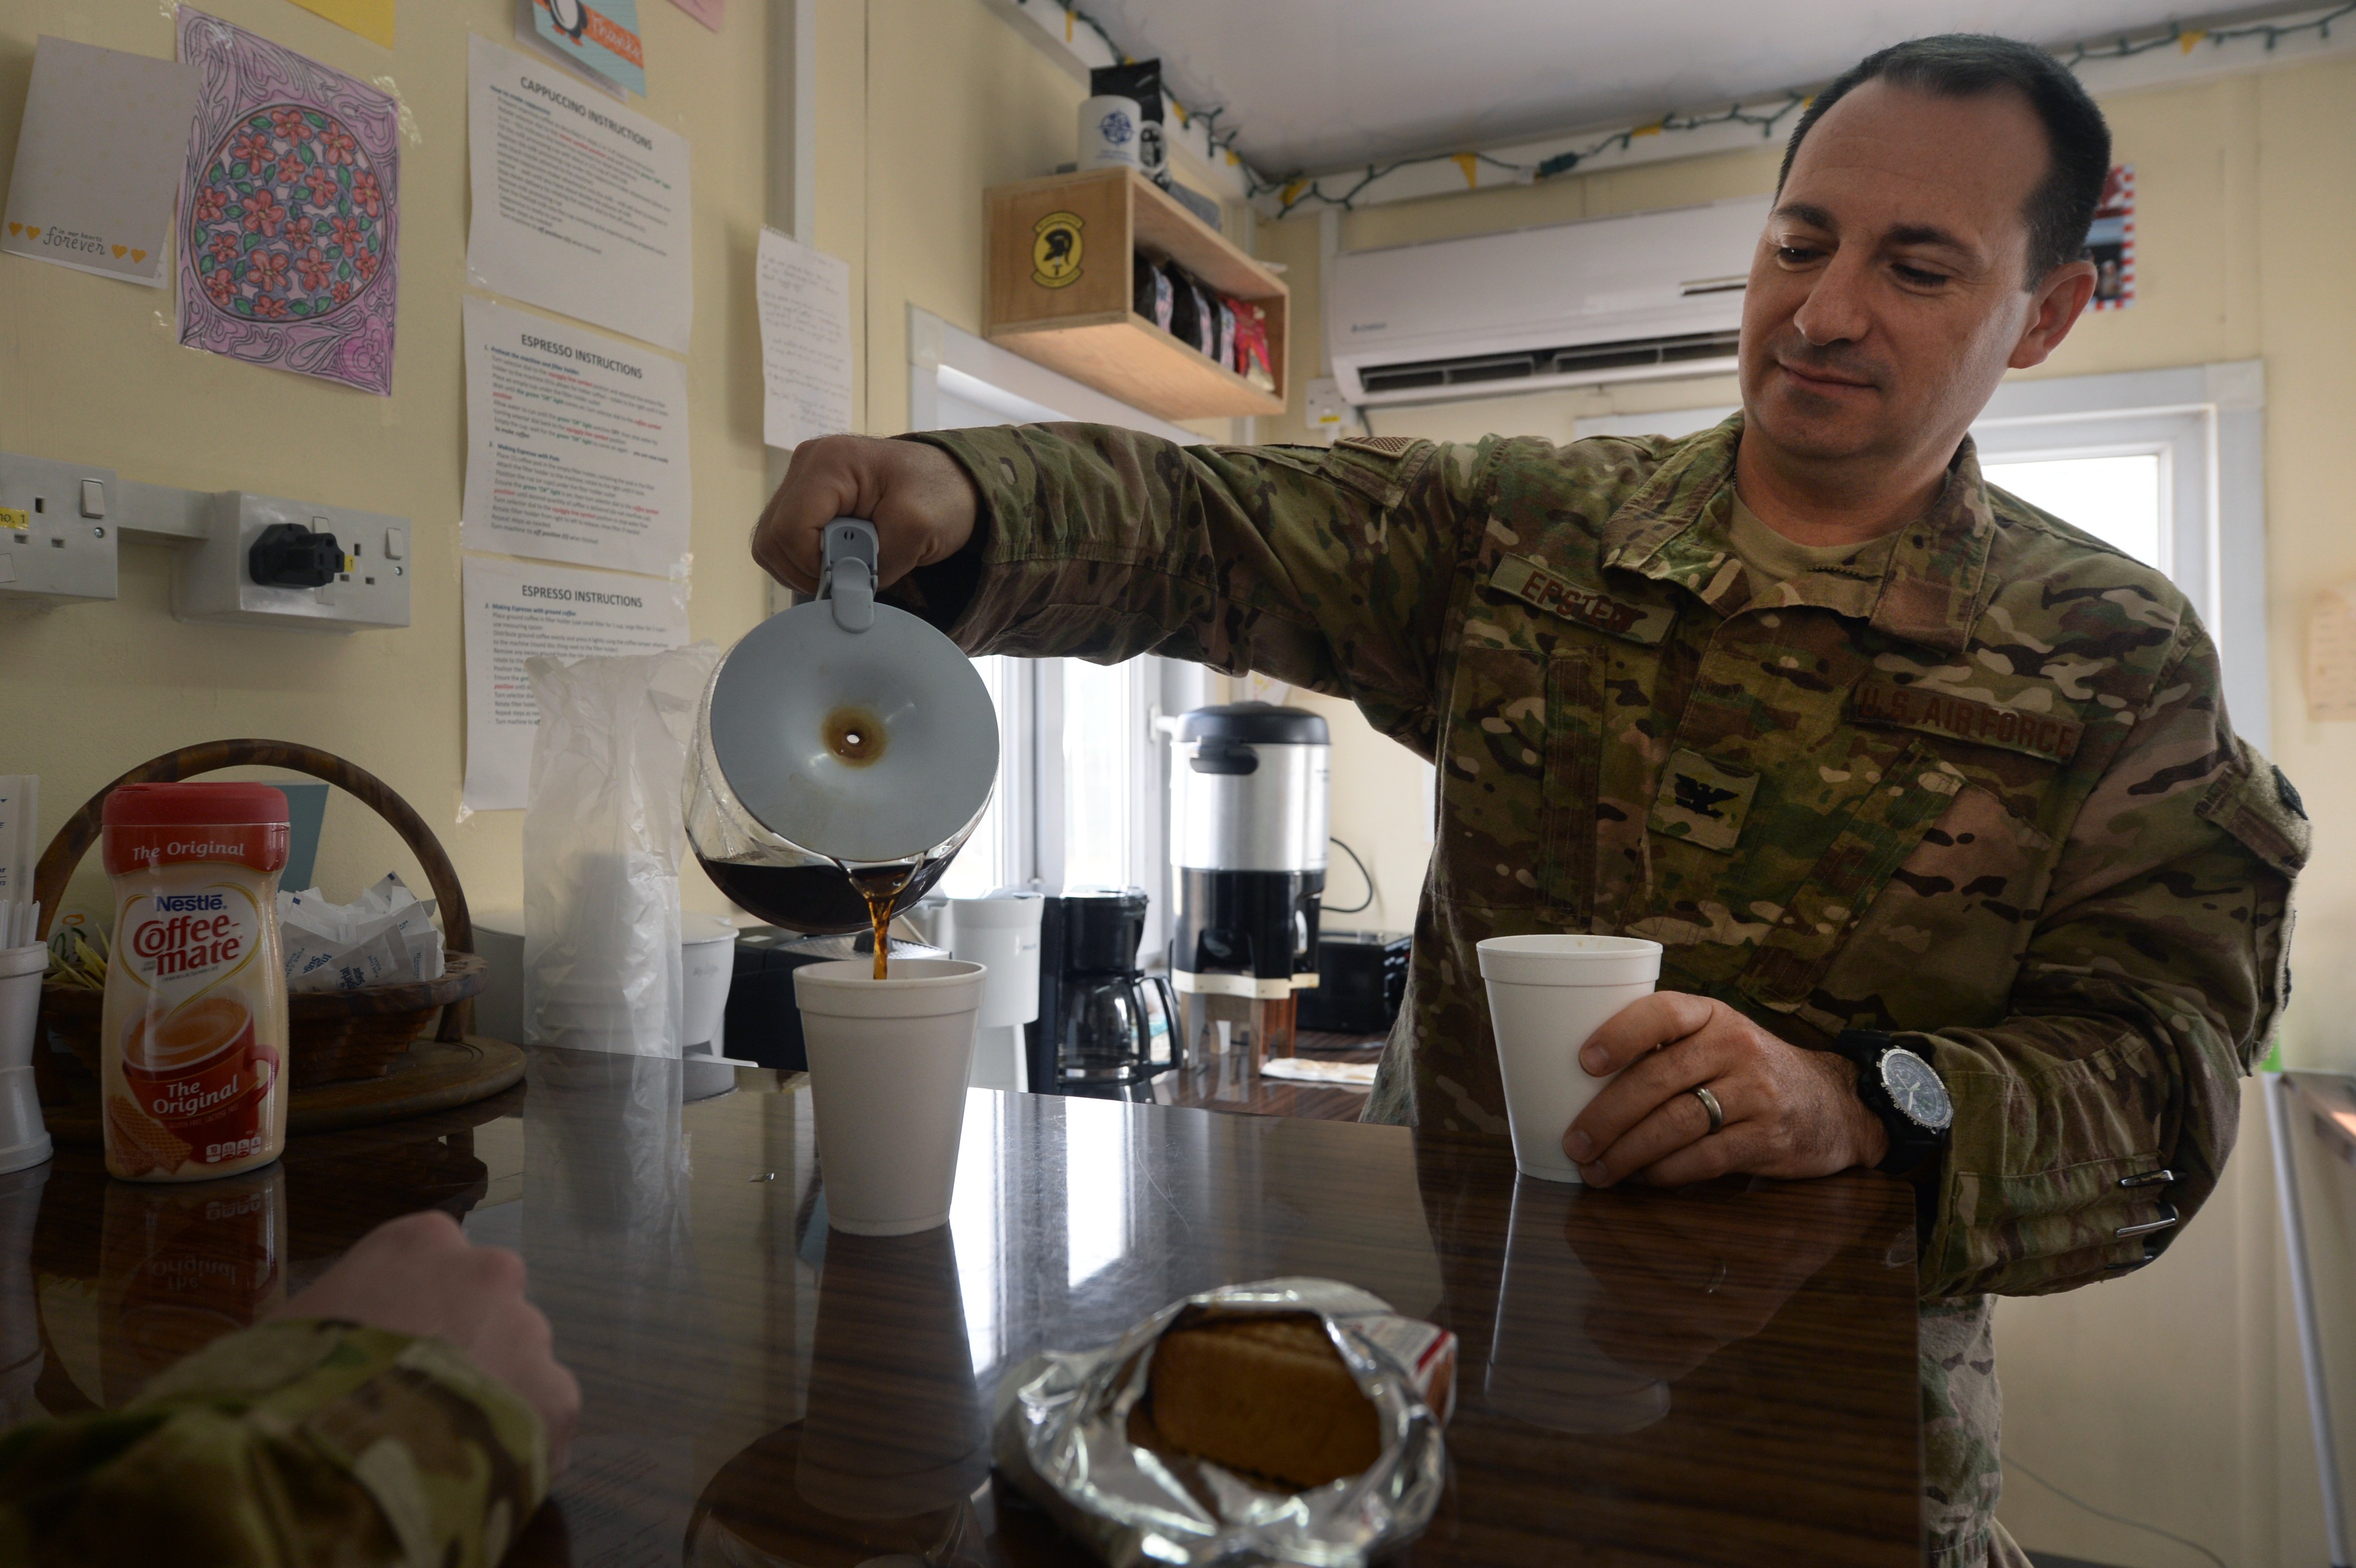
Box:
[985,167,1288,421]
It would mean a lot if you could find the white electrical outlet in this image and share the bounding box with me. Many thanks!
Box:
[174,491,411,630]
[0,453,120,602]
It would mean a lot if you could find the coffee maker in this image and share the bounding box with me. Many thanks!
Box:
[1166,704,1328,1063]
[1027,889,1179,1100]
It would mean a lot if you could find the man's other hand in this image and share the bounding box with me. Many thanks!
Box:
[1563,993,1888,1187]
[752,435,980,596]
[270,1211,582,1476]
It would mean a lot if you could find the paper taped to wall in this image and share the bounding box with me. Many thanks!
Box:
[756,227,853,450]
[1,38,200,289]
[0,777,35,905]
[466,36,692,354]
[462,555,689,813]
[463,296,691,577]
[176,9,401,395]
[2309,582,2356,722]
[527,0,647,98]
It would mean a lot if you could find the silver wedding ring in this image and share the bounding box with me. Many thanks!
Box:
[1692,1084,1725,1134]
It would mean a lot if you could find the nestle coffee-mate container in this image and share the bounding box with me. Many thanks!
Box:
[100,783,291,1181]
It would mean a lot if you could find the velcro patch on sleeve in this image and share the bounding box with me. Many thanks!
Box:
[1848,679,2083,762]
[1488,554,1673,645]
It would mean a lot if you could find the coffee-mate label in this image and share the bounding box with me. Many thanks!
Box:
[102,853,288,1180]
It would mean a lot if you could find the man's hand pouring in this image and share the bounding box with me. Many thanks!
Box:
[751,435,980,595]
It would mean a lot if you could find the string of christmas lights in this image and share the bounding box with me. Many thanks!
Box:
[1046,0,2356,215]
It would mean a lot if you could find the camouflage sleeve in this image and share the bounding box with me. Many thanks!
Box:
[905,425,1487,754]
[0,1318,546,1568]
[1911,623,2307,1299]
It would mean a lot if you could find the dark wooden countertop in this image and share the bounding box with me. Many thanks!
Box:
[8,1049,1923,1565]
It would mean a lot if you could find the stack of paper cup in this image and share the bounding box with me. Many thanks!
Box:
[0,943,53,1174]
[1478,935,1661,1182]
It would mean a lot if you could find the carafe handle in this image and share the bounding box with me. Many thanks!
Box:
[819,518,879,633]
[1147,973,1183,1074]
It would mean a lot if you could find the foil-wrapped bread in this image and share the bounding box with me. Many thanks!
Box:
[1141,1312,1382,1489]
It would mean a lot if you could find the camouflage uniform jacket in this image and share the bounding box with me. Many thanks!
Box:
[0,1319,547,1568]
[909,416,2305,1556]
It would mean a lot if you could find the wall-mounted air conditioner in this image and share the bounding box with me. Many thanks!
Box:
[1326,195,1770,408]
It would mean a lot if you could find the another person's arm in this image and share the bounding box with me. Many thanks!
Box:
[0,1211,578,1568]
[751,428,1488,751]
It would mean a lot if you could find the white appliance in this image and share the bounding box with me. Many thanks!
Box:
[949,893,1043,1092]
[475,907,752,1096]
[1326,195,1770,409]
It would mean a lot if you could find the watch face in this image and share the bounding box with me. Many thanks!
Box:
[1880,1049,1953,1131]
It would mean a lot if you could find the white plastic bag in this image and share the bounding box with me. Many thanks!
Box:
[523,642,721,1055]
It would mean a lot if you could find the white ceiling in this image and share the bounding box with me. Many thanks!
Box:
[1080,0,2222,173]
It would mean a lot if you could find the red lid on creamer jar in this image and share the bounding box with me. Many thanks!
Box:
[102,783,291,875]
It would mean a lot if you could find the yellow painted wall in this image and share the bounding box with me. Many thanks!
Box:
[1252,56,2356,1568]
[0,0,1232,927]
[0,0,773,924]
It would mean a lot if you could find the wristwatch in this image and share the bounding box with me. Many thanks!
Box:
[1831,1030,1953,1177]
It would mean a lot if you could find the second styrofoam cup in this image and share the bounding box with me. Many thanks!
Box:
[1477,935,1662,1183]
[793,958,986,1235]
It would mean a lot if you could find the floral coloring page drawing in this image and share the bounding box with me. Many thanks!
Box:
[176,9,400,395]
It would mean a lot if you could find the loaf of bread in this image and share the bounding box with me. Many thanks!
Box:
[1143,1312,1381,1489]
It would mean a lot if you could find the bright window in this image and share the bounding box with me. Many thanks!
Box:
[1060,657,1144,891]
[1980,453,2165,570]
[936,654,1021,900]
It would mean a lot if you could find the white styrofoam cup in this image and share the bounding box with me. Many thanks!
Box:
[0,945,53,1173]
[681,911,737,1049]
[1477,935,1662,1183]
[793,958,986,1236]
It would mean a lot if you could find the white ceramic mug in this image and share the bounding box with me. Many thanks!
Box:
[794,958,986,1235]
[1477,934,1662,1182]
[1078,94,1142,169]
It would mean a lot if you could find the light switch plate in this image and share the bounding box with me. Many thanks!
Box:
[0,453,119,601]
[173,491,410,630]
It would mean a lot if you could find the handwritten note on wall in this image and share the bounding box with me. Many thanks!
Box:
[755,227,853,451]
[2309,584,2356,721]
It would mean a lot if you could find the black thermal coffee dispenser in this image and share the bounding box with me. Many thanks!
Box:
[1166,703,1330,1063]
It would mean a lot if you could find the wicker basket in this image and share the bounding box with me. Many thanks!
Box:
[33,740,486,1091]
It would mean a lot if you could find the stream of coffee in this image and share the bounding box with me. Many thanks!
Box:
[846,863,918,981]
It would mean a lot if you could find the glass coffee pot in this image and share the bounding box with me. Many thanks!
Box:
[687,519,999,939]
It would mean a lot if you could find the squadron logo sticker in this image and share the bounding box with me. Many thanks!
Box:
[1032,211,1084,289]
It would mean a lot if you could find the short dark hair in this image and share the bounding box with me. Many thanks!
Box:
[1777,34,2111,285]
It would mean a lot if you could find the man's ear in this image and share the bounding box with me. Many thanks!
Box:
[2009,258,2097,371]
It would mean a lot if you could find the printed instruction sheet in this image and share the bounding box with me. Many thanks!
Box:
[463,296,690,577]
[2,37,200,287]
[466,36,691,353]
[462,554,689,812]
[756,227,854,450]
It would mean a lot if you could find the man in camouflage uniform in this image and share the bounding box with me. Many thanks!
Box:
[754,34,2302,1568]
[0,1211,572,1566]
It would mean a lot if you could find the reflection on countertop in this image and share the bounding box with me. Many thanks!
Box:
[5,1045,1923,1565]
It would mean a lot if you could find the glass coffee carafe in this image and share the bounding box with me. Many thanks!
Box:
[687,520,999,942]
